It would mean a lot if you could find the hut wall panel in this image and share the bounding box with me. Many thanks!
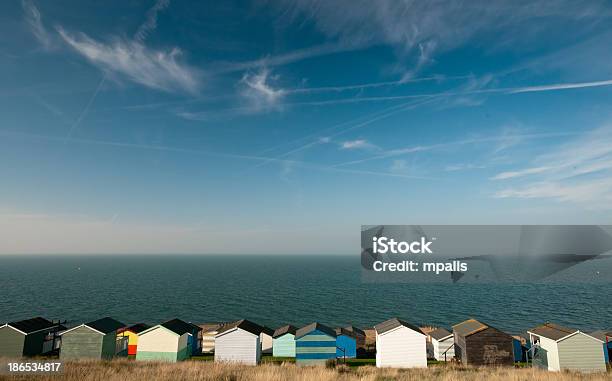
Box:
[533,335,557,370]
[376,326,427,368]
[138,327,179,353]
[557,334,606,373]
[336,335,357,358]
[453,332,467,364]
[201,331,217,353]
[60,326,103,360]
[465,327,514,366]
[23,331,47,356]
[433,337,454,361]
[260,333,273,354]
[215,329,260,365]
[0,327,25,358]
[296,330,336,365]
[273,334,295,357]
[101,332,118,359]
[121,331,139,355]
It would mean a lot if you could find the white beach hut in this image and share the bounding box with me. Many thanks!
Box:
[528,323,606,373]
[428,328,455,361]
[214,319,263,365]
[374,318,427,368]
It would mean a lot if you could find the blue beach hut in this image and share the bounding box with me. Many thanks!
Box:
[295,322,337,366]
[335,327,357,359]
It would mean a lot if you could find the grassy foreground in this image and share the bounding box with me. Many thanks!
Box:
[1,359,611,381]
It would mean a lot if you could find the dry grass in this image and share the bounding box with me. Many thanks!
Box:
[1,359,610,381]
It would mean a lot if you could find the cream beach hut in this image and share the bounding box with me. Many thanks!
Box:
[528,323,606,373]
[136,319,193,362]
[374,318,427,368]
[260,326,274,354]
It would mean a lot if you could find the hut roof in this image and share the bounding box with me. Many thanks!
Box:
[198,322,232,333]
[161,319,197,336]
[429,328,453,341]
[273,325,297,338]
[85,317,125,334]
[589,330,612,342]
[528,323,579,341]
[6,317,62,334]
[218,319,265,336]
[335,327,357,338]
[120,323,150,334]
[295,322,336,339]
[374,318,424,335]
[343,325,366,337]
[261,326,274,336]
[452,319,490,337]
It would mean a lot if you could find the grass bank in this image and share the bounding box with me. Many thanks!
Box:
[1,359,610,381]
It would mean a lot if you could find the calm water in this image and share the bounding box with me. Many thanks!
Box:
[0,255,610,333]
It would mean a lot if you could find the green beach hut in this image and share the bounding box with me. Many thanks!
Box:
[0,317,65,358]
[59,317,126,360]
[272,325,297,357]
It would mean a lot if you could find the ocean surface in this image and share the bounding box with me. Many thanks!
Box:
[0,255,610,333]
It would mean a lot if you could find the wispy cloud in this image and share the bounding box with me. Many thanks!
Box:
[21,0,53,50]
[492,125,612,207]
[492,166,552,180]
[340,139,377,151]
[267,0,610,74]
[239,68,285,111]
[57,27,200,94]
[494,179,612,206]
[333,131,577,167]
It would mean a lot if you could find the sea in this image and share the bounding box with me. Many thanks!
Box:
[0,255,610,333]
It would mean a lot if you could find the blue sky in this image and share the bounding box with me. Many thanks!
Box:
[2,0,612,254]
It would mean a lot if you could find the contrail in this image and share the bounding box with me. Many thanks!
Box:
[508,79,612,94]
[64,74,106,140]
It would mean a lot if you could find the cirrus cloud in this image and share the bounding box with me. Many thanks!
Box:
[57,27,200,94]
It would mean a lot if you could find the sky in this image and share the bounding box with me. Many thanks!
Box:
[2,0,612,254]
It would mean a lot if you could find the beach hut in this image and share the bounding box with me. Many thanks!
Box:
[0,317,65,357]
[374,318,427,368]
[59,317,126,360]
[589,330,611,363]
[363,327,377,353]
[452,319,514,366]
[260,326,274,354]
[136,319,194,362]
[183,321,202,355]
[215,319,264,365]
[335,327,357,359]
[428,328,455,361]
[512,334,531,362]
[343,326,367,354]
[528,323,606,373]
[117,323,150,356]
[272,325,296,357]
[295,322,337,366]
